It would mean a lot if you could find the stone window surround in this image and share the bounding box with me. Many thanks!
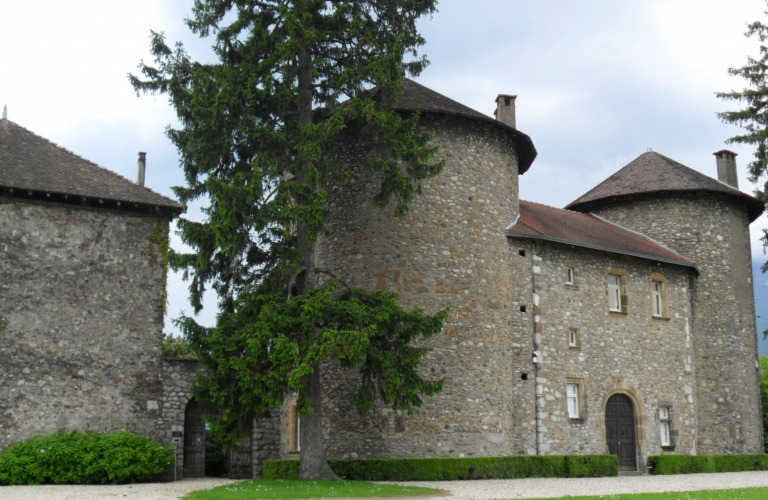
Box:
[649,272,670,320]
[564,261,579,289]
[567,327,582,350]
[566,376,586,422]
[658,403,676,450]
[289,401,300,453]
[606,267,628,315]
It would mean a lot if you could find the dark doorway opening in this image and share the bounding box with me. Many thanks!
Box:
[605,393,637,471]
[183,399,228,478]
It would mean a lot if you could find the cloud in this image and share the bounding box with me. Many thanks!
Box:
[5,0,768,334]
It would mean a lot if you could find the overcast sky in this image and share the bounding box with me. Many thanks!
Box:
[3,0,768,343]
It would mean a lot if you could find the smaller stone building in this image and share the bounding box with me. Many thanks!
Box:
[0,119,268,479]
[0,119,182,453]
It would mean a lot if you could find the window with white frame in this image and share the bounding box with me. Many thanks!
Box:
[567,382,581,419]
[652,281,663,317]
[568,329,580,349]
[608,274,622,312]
[565,267,574,285]
[659,407,671,447]
[290,404,301,452]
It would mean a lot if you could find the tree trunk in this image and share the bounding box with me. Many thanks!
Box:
[294,41,339,481]
[298,366,338,480]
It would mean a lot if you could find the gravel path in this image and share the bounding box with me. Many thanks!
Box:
[3,471,768,500]
[389,470,768,499]
[0,477,236,500]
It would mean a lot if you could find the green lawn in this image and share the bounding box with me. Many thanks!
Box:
[183,479,442,500]
[529,488,768,500]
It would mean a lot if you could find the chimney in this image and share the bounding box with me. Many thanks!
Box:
[713,150,738,188]
[137,152,147,187]
[2,105,6,120]
[494,94,517,129]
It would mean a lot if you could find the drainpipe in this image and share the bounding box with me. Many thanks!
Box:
[532,241,542,455]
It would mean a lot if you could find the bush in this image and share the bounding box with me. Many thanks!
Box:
[162,333,196,359]
[0,430,174,485]
[263,454,618,480]
[648,454,768,475]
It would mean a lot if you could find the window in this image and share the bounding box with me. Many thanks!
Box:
[290,403,301,452]
[608,274,622,312]
[659,407,671,447]
[565,267,574,285]
[567,382,580,418]
[652,281,663,317]
[568,329,580,349]
[650,273,668,318]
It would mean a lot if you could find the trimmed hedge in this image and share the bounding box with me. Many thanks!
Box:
[648,454,768,475]
[264,454,618,480]
[0,430,174,485]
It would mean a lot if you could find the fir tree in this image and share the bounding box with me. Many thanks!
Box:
[717,5,768,208]
[130,0,447,480]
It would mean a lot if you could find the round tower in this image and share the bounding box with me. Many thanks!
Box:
[566,150,765,454]
[314,80,537,460]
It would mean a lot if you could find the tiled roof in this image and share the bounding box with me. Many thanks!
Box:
[392,79,537,174]
[0,119,183,213]
[507,200,697,268]
[566,151,764,222]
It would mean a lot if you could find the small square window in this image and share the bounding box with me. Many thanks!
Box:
[565,267,574,285]
[520,305,527,313]
[519,249,526,257]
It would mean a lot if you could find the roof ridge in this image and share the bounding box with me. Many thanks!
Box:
[651,151,745,195]
[590,212,696,266]
[522,199,594,219]
[1,119,181,208]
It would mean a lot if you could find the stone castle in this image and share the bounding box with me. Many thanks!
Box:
[0,79,763,477]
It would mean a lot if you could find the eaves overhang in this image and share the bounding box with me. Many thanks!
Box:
[505,230,700,274]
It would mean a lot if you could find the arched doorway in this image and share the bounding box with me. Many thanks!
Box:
[183,399,208,478]
[183,400,228,478]
[605,393,637,471]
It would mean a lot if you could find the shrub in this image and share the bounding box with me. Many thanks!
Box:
[565,454,619,477]
[162,333,196,359]
[648,454,768,475]
[0,430,174,485]
[263,454,618,480]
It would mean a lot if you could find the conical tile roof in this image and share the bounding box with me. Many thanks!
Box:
[566,151,763,221]
[391,79,537,173]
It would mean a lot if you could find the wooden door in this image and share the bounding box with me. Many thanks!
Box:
[183,400,207,478]
[605,394,637,470]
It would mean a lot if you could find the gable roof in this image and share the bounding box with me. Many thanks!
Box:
[565,151,764,221]
[391,79,537,174]
[507,200,697,269]
[0,119,183,214]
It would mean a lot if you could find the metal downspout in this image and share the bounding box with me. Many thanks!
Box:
[532,241,541,456]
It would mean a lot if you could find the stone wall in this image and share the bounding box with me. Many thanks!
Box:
[507,239,698,468]
[253,415,281,478]
[159,358,201,477]
[313,113,522,459]
[0,202,167,452]
[589,192,763,454]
